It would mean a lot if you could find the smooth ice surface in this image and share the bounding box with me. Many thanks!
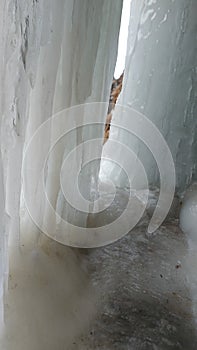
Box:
[179,184,197,331]
[111,0,197,191]
[180,184,197,243]
[0,0,123,333]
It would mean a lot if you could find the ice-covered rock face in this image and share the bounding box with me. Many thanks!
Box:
[180,184,197,242]
[0,0,123,328]
[113,0,197,191]
[0,0,196,347]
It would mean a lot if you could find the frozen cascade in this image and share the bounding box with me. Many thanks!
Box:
[0,0,197,348]
[0,0,123,347]
[107,0,197,191]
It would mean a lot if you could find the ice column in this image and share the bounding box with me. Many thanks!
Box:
[0,0,123,321]
[113,0,197,192]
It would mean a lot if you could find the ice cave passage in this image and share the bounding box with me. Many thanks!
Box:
[0,0,197,349]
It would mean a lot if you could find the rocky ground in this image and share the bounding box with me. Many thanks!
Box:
[73,216,197,350]
[2,191,197,350]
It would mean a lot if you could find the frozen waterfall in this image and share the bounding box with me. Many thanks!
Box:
[0,0,197,349]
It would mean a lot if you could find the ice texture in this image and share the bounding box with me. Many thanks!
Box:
[0,0,123,331]
[180,183,197,242]
[0,0,197,348]
[111,0,197,191]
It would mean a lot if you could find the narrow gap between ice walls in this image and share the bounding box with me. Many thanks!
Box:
[103,0,131,143]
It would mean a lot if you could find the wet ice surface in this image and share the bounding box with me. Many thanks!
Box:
[2,190,197,350]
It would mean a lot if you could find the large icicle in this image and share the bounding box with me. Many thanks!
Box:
[0,0,123,344]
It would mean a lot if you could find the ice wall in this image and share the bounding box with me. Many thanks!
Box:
[113,0,197,191]
[0,0,123,324]
[0,0,196,342]
[180,183,197,242]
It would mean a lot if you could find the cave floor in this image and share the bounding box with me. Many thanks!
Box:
[74,218,197,350]
[2,203,197,350]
